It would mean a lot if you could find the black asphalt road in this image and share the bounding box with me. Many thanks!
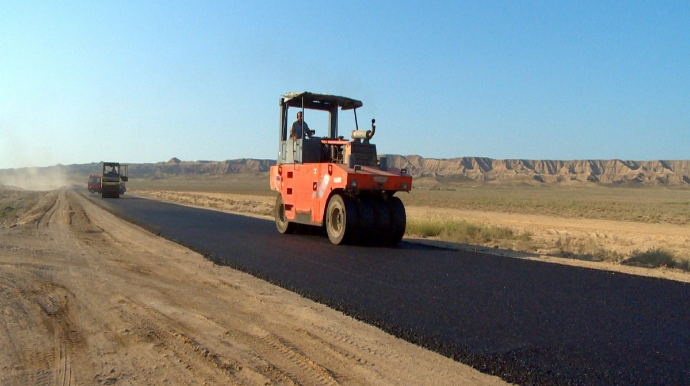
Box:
[85,192,690,386]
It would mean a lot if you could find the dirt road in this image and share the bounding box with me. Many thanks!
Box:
[0,189,509,386]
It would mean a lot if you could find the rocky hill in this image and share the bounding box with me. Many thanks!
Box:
[385,155,690,185]
[2,156,690,188]
[125,158,275,178]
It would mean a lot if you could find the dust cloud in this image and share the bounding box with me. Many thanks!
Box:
[0,167,73,191]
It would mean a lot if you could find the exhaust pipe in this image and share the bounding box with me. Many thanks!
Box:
[368,119,375,139]
[350,119,376,140]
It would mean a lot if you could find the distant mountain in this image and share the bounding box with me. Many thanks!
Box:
[124,158,275,179]
[2,156,690,186]
[385,155,690,186]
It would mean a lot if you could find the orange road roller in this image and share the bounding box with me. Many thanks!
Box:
[270,92,412,245]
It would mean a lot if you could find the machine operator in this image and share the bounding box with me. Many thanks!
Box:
[290,111,313,140]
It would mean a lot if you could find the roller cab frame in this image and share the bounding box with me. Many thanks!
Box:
[101,162,128,199]
[270,92,412,245]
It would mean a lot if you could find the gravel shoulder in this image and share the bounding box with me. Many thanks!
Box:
[0,189,510,386]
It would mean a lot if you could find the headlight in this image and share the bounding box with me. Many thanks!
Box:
[351,180,357,188]
[401,183,408,190]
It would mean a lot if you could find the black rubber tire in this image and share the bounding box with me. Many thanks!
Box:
[371,196,392,246]
[355,196,376,245]
[294,223,319,235]
[296,224,324,235]
[114,192,120,199]
[386,196,406,246]
[89,188,95,194]
[275,195,296,234]
[326,194,357,244]
[293,223,306,235]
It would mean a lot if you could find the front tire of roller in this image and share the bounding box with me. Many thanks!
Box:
[275,195,296,234]
[371,196,392,246]
[386,196,406,246]
[354,196,376,245]
[326,194,357,244]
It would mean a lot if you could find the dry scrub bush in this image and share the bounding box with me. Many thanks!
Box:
[406,218,531,246]
[554,235,625,263]
[554,239,690,272]
[624,248,690,270]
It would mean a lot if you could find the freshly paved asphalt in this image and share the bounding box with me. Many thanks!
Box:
[85,192,690,386]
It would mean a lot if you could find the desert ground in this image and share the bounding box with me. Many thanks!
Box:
[0,188,510,386]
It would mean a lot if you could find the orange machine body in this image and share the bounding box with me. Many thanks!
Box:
[270,154,411,226]
[270,92,411,245]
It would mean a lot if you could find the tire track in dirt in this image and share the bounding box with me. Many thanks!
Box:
[0,266,75,385]
[44,287,76,386]
[255,329,341,386]
[109,291,340,386]
[300,326,376,366]
[71,191,171,258]
[104,295,245,385]
[32,282,79,386]
[34,192,59,231]
[3,192,97,385]
[0,273,26,385]
[34,191,83,256]
[56,337,72,386]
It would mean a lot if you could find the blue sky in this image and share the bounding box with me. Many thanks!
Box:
[1,1,688,169]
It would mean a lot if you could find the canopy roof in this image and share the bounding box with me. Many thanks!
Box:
[282,92,363,111]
